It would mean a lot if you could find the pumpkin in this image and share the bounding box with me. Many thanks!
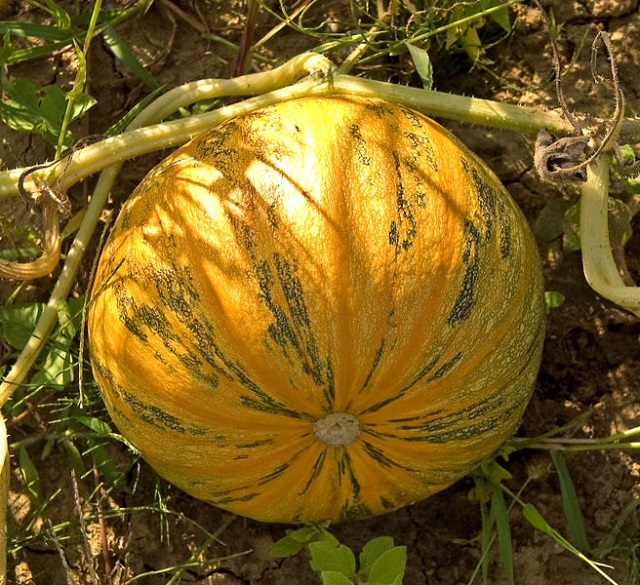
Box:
[88,95,545,524]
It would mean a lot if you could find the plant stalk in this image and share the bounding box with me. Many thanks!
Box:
[580,157,640,316]
[1,68,575,200]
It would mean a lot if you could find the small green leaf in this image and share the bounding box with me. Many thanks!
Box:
[41,437,56,461]
[30,340,74,388]
[19,446,41,500]
[320,571,355,585]
[76,415,113,437]
[523,503,553,535]
[486,0,512,32]
[315,528,341,546]
[270,526,335,559]
[367,546,407,585]
[308,541,356,578]
[623,173,640,195]
[460,24,482,63]
[480,459,512,484]
[269,536,304,558]
[0,303,45,349]
[544,291,565,313]
[61,438,87,478]
[406,44,433,90]
[359,536,395,581]
[534,198,573,243]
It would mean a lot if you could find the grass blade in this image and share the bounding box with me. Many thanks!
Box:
[550,451,591,552]
[491,489,514,584]
[101,24,160,90]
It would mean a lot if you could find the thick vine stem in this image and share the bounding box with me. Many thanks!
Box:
[0,417,6,585]
[580,157,640,316]
[1,73,576,200]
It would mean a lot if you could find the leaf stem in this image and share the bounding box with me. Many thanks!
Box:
[580,157,640,316]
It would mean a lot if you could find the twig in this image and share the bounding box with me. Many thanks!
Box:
[533,0,582,133]
[72,468,101,585]
[94,467,113,585]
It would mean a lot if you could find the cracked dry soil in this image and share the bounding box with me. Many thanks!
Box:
[1,1,640,584]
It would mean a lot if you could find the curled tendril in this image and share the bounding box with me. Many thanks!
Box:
[534,26,626,182]
[0,162,72,281]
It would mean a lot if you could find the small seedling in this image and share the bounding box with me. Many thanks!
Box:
[271,526,407,585]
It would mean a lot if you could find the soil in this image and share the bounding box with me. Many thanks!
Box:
[1,1,640,584]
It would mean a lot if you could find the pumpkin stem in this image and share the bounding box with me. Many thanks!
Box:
[314,413,361,447]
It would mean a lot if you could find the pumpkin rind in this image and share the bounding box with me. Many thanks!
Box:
[88,95,545,524]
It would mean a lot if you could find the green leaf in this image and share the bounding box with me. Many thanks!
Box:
[562,203,581,251]
[308,541,356,579]
[460,24,482,63]
[359,536,395,581]
[491,489,514,585]
[0,79,65,145]
[61,438,87,478]
[101,24,160,89]
[76,415,113,437]
[607,197,633,246]
[57,296,85,339]
[367,546,407,585]
[486,0,512,32]
[19,446,41,500]
[550,451,591,552]
[406,44,433,90]
[563,198,632,251]
[320,571,355,585]
[86,441,126,489]
[38,0,72,30]
[544,291,565,313]
[623,173,640,195]
[314,528,341,546]
[269,535,304,558]
[0,21,73,42]
[523,503,553,535]
[0,302,45,349]
[41,437,56,461]
[480,459,512,485]
[30,338,75,388]
[105,85,165,135]
[270,526,334,559]
[534,198,573,243]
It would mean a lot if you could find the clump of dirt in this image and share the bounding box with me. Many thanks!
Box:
[1,1,639,584]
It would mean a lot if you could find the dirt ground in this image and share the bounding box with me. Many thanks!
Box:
[1,1,640,584]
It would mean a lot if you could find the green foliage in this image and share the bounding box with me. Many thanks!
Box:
[0,297,83,389]
[544,290,566,313]
[535,197,633,251]
[550,451,591,553]
[0,75,96,148]
[0,0,158,150]
[469,452,628,585]
[596,500,640,585]
[271,526,407,585]
[258,0,517,75]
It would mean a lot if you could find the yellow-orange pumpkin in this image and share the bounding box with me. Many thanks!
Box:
[88,95,545,524]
